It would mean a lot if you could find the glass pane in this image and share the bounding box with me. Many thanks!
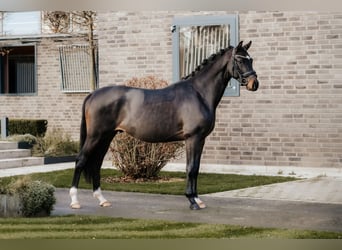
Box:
[3,11,41,36]
[0,46,36,94]
[179,25,230,78]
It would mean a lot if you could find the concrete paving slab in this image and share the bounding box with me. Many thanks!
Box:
[0,161,113,178]
[165,163,342,178]
[207,176,342,205]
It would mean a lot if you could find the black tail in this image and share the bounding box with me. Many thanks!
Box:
[77,93,93,183]
[79,94,91,150]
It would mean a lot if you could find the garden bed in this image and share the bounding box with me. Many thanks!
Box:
[44,155,76,165]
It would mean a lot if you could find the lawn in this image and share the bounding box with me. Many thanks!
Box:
[1,170,341,239]
[0,168,297,195]
[0,215,341,239]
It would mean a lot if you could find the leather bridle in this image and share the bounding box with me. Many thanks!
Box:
[232,54,257,86]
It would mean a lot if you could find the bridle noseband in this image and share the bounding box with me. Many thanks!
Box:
[232,53,257,85]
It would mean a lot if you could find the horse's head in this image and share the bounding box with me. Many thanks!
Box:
[229,41,259,91]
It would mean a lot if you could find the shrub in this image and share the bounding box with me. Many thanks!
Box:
[110,133,183,179]
[32,128,79,157]
[109,76,184,180]
[8,119,48,137]
[8,176,56,217]
[6,134,38,148]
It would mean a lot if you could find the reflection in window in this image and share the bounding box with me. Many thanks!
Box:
[0,46,36,94]
[179,25,230,78]
[172,15,239,96]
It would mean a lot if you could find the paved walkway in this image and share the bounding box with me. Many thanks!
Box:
[209,176,342,205]
[1,161,342,232]
[53,187,342,232]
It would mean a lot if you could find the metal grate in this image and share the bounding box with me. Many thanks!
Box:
[172,15,240,96]
[15,62,35,93]
[59,44,98,93]
[179,25,230,78]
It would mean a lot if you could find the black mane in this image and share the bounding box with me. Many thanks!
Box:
[182,46,233,80]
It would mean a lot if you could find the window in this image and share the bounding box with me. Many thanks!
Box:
[2,11,41,36]
[59,44,98,93]
[172,15,240,96]
[0,45,36,95]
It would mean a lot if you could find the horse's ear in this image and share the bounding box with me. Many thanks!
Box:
[233,41,243,57]
[243,41,252,51]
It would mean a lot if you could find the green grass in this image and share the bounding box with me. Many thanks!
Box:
[0,215,341,239]
[0,168,297,195]
[1,171,340,239]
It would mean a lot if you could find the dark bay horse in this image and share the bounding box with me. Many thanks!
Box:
[70,41,259,210]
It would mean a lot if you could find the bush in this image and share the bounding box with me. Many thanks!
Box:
[6,134,38,148]
[110,133,183,179]
[109,76,184,180]
[8,119,48,137]
[32,128,79,157]
[8,176,56,217]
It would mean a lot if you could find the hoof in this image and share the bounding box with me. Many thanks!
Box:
[195,197,206,209]
[190,203,201,210]
[100,201,111,207]
[70,202,81,209]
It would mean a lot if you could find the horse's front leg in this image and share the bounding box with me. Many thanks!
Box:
[185,136,206,210]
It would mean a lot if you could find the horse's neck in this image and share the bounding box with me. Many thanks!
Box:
[192,64,230,111]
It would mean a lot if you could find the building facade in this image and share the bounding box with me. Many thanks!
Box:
[0,11,93,138]
[1,11,342,169]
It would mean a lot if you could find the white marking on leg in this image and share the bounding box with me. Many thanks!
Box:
[194,197,206,209]
[93,188,111,207]
[69,187,81,209]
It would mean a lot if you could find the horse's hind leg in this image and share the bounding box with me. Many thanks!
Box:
[70,172,82,209]
[69,131,115,208]
[70,143,96,209]
[70,152,87,209]
[90,132,116,207]
[91,154,111,207]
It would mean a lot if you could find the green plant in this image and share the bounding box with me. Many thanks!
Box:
[0,215,341,239]
[6,134,37,147]
[8,119,48,137]
[32,128,79,157]
[0,178,12,195]
[109,76,184,180]
[8,176,56,217]
[110,133,183,179]
[0,169,298,196]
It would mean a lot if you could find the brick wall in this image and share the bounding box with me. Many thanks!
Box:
[1,11,340,169]
[210,11,342,168]
[98,11,342,169]
[98,11,175,85]
[0,37,88,139]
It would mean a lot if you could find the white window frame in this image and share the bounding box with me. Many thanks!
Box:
[172,15,240,96]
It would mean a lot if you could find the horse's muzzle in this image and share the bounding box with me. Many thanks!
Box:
[246,77,259,91]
